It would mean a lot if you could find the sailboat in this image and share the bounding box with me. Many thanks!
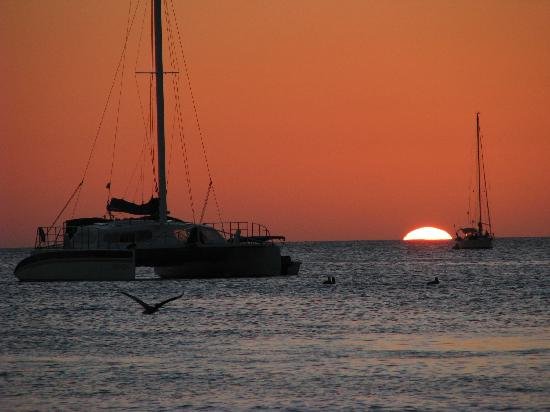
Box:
[454,112,494,250]
[14,0,300,281]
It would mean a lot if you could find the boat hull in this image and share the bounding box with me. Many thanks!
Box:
[281,255,301,276]
[14,250,135,281]
[453,237,493,249]
[154,244,285,278]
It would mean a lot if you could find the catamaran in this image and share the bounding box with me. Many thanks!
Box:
[14,0,300,281]
[454,112,494,249]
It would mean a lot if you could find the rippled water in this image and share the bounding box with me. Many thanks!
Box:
[1,239,549,410]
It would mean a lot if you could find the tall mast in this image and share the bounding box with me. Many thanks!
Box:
[476,112,482,233]
[153,0,167,222]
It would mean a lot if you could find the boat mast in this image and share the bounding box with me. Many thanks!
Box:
[153,0,167,222]
[476,112,482,233]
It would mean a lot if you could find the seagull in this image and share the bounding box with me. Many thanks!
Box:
[427,276,440,285]
[119,290,183,314]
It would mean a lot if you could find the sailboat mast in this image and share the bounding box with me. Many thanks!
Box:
[153,0,167,222]
[476,112,482,233]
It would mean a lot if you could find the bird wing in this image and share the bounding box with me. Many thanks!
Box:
[155,293,184,309]
[120,291,151,309]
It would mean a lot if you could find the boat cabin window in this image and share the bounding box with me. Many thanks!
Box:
[201,228,225,244]
[173,229,188,241]
[187,227,225,244]
[103,230,152,243]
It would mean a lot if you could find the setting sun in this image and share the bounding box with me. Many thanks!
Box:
[403,227,452,241]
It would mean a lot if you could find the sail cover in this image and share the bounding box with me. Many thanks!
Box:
[107,197,159,216]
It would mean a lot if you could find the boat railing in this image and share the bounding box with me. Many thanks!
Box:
[35,226,65,249]
[35,221,285,249]
[35,225,105,249]
[35,224,181,250]
[203,221,285,243]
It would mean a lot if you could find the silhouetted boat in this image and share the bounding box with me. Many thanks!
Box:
[14,1,299,281]
[454,113,494,249]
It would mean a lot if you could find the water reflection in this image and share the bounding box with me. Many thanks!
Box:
[0,239,549,410]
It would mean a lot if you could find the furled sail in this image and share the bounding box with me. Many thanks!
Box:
[107,197,159,216]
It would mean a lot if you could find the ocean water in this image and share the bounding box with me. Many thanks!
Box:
[0,238,549,411]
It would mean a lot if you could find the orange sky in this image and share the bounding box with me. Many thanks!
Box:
[1,0,549,247]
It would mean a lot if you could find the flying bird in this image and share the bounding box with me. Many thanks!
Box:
[119,290,183,314]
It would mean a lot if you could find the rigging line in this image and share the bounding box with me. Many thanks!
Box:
[131,169,140,202]
[466,120,477,224]
[149,5,158,197]
[475,125,483,226]
[148,72,158,195]
[150,78,158,196]
[169,0,222,222]
[133,5,158,201]
[81,0,140,184]
[130,144,146,203]
[177,89,197,222]
[107,1,135,213]
[123,137,147,198]
[480,134,492,232]
[199,180,212,223]
[141,145,146,203]
[135,0,156,192]
[134,0,147,76]
[164,3,176,191]
[141,163,145,203]
[164,5,196,221]
[70,184,83,220]
[125,0,156,205]
[134,0,152,145]
[466,190,472,224]
[131,153,145,203]
[55,1,140,225]
[107,25,130,202]
[151,4,157,197]
[167,105,178,188]
[211,185,223,223]
[134,72,155,186]
[131,78,155,200]
[164,10,185,194]
[173,92,198,222]
[108,1,139,200]
[51,181,84,227]
[168,0,210,173]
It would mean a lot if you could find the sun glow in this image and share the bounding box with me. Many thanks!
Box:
[403,227,452,241]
